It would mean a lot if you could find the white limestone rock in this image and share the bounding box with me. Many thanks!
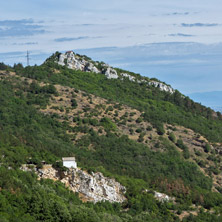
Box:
[148,81,175,94]
[20,164,37,172]
[38,165,58,179]
[56,51,175,94]
[56,51,118,78]
[121,73,135,81]
[154,191,175,203]
[84,62,100,73]
[61,169,126,203]
[58,53,67,66]
[57,51,99,74]
[144,189,175,203]
[104,67,119,79]
[137,79,147,84]
[22,164,126,203]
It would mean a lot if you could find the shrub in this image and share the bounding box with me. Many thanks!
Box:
[168,132,176,143]
[204,143,211,153]
[153,122,165,135]
[136,117,143,123]
[146,126,152,131]
[89,118,99,126]
[71,99,78,108]
[136,128,142,133]
[129,128,134,135]
[100,117,117,131]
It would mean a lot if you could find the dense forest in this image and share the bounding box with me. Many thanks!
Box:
[0,55,222,221]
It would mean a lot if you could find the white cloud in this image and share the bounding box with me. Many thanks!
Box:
[0,19,45,38]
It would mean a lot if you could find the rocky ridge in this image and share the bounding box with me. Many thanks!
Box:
[21,164,126,203]
[57,51,118,79]
[55,51,175,94]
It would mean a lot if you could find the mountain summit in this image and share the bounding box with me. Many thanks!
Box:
[49,51,175,93]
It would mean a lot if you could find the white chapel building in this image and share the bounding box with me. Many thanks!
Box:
[62,157,77,168]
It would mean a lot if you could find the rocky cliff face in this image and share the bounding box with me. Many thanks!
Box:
[61,169,126,203]
[21,164,126,203]
[55,51,174,94]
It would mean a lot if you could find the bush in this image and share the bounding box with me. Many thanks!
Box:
[100,117,117,131]
[52,161,67,172]
[89,118,99,126]
[71,99,78,108]
[176,139,186,149]
[168,132,176,143]
[136,117,143,123]
[146,126,152,131]
[129,128,134,135]
[204,143,211,153]
[153,122,165,135]
[0,62,8,70]
[136,128,142,133]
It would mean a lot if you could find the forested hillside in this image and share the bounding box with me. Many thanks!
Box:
[1,53,222,222]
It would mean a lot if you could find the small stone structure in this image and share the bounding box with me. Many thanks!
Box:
[62,157,77,168]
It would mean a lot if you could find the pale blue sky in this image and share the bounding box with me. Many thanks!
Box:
[0,0,222,107]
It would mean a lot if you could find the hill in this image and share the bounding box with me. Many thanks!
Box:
[0,52,222,221]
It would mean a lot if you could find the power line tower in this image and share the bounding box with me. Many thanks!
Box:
[26,51,30,66]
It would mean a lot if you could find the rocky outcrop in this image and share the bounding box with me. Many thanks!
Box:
[57,51,119,79]
[104,67,118,79]
[120,73,175,94]
[21,164,126,203]
[144,189,175,203]
[58,51,100,74]
[55,51,175,94]
[61,169,126,203]
[154,191,175,203]
[121,73,136,81]
[148,81,175,94]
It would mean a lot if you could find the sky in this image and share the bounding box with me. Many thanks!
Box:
[0,0,222,108]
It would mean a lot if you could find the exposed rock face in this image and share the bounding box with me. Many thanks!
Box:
[144,189,175,203]
[38,165,58,180]
[21,164,126,203]
[154,191,175,203]
[57,51,119,79]
[56,51,175,94]
[61,169,126,203]
[58,51,100,74]
[104,67,118,79]
[121,73,136,81]
[148,81,175,94]
[57,51,119,80]
[85,62,100,73]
